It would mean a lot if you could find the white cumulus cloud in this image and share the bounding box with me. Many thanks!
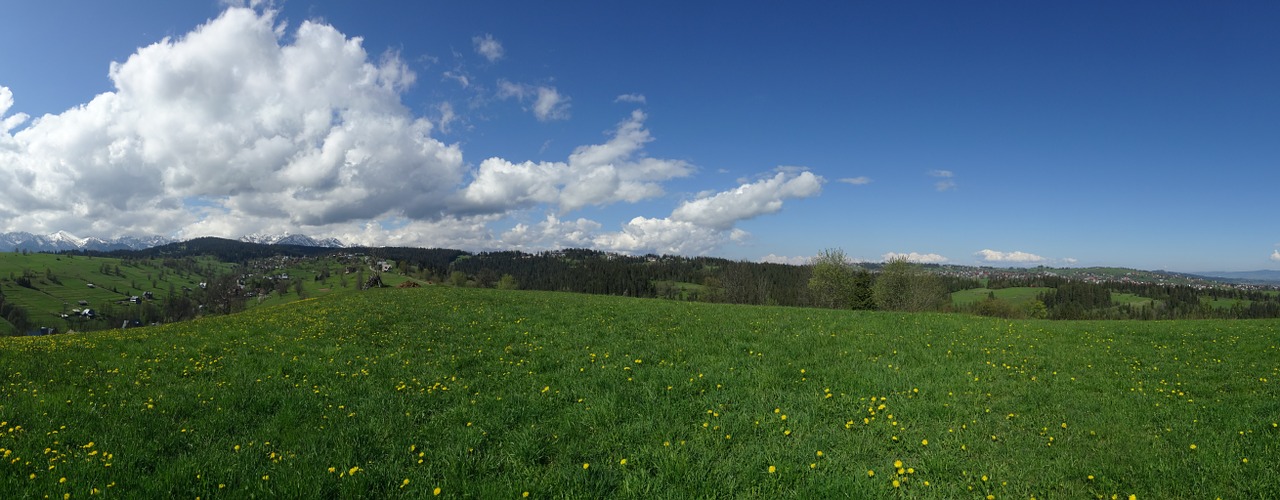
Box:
[472,33,504,62]
[976,249,1046,263]
[1271,249,1280,262]
[882,252,948,264]
[456,110,693,213]
[670,170,823,230]
[592,170,823,255]
[0,7,462,238]
[0,5,823,257]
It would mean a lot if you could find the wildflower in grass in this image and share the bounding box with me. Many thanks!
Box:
[434,487,441,495]
[768,465,776,474]
[894,460,903,468]
[523,492,529,497]
[867,470,875,477]
[816,450,823,457]
[892,479,900,488]
[619,458,627,465]
[922,439,928,446]
[262,475,269,481]
[1189,444,1197,450]
[328,467,336,473]
[583,463,590,470]
[810,463,816,469]
[348,466,360,475]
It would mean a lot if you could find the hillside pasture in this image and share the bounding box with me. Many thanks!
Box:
[950,287,1046,306]
[1,287,1278,498]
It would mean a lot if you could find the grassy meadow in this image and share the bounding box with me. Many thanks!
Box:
[1,286,1278,498]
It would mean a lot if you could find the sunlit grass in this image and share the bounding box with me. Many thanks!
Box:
[2,287,1277,497]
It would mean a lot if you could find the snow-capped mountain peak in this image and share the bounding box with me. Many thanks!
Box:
[239,233,345,248]
[0,231,176,252]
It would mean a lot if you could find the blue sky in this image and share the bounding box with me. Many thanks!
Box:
[0,1,1276,271]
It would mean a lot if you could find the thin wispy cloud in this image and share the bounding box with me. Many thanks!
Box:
[838,176,871,186]
[615,93,646,104]
[928,170,956,191]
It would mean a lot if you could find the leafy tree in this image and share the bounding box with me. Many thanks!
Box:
[449,271,468,287]
[496,274,519,290]
[807,248,874,309]
[873,257,947,312]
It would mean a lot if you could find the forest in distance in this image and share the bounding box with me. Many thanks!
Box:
[4,238,1280,336]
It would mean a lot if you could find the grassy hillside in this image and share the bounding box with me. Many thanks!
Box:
[0,253,222,333]
[1,288,1277,498]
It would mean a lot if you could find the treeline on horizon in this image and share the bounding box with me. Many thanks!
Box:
[37,239,1280,326]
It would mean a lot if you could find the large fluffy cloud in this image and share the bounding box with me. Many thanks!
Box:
[1272,249,1280,262]
[0,6,821,257]
[1,7,461,236]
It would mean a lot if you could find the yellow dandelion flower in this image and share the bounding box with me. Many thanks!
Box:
[892,479,901,488]
[816,450,823,457]
[894,460,903,468]
[262,475,269,481]
[922,439,929,446]
[583,463,590,470]
[867,469,875,477]
[348,466,359,475]
[401,479,410,488]
[328,467,336,473]
[433,487,441,495]
[1189,444,1197,450]
[523,492,530,498]
[768,465,776,474]
[619,458,627,465]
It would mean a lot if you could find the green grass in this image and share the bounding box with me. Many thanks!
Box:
[951,287,1046,306]
[1111,293,1155,306]
[2,287,1278,497]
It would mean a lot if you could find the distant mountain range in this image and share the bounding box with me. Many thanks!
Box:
[238,233,346,248]
[0,231,176,252]
[1191,270,1280,285]
[1,231,345,252]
